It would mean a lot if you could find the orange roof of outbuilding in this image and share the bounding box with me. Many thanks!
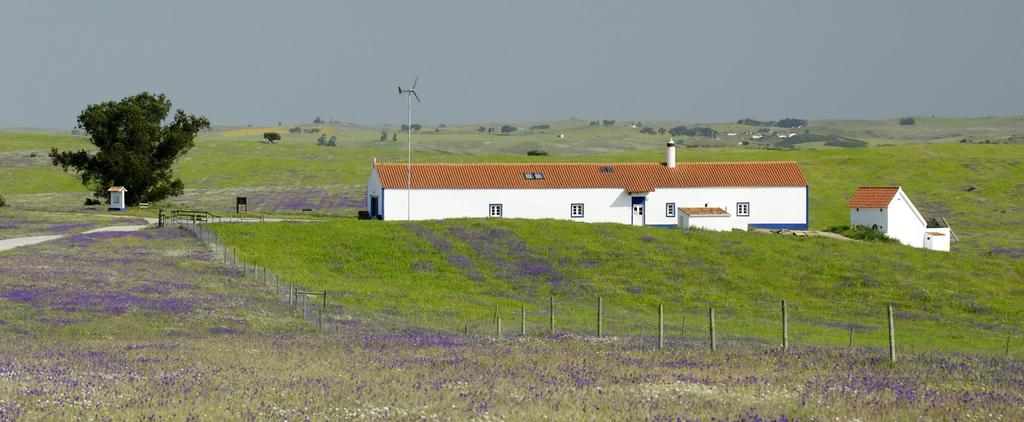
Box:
[678,207,730,216]
[107,186,127,192]
[847,186,900,208]
[374,162,807,191]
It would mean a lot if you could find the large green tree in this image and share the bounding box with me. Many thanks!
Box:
[50,92,210,205]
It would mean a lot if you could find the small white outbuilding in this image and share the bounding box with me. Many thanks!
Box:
[847,186,951,251]
[108,186,127,211]
[677,207,745,232]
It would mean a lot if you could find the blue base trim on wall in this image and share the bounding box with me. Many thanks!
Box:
[748,223,809,230]
[646,224,677,229]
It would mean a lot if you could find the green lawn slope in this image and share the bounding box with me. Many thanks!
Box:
[212,218,1024,356]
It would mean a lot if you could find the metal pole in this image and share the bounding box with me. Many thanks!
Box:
[407,92,412,221]
[496,317,502,337]
[888,305,896,363]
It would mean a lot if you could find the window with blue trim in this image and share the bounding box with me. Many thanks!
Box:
[666,202,676,217]
[489,204,503,217]
[736,202,750,217]
[570,203,584,218]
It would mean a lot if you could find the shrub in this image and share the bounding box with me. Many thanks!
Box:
[899,117,916,126]
[84,197,101,206]
[526,150,548,156]
[825,225,896,243]
[0,194,7,207]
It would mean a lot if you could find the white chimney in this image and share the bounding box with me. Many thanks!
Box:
[666,137,676,168]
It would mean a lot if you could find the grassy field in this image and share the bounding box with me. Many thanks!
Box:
[3,93,1024,418]
[1,223,1022,419]
[210,218,1024,357]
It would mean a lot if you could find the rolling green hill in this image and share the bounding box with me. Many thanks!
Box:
[4,124,1021,254]
[211,218,1024,356]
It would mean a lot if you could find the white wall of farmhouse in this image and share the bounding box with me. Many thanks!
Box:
[369,175,808,230]
[382,187,636,223]
[850,207,888,231]
[366,166,384,217]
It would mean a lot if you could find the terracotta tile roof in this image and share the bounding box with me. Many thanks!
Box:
[375,162,806,190]
[926,232,946,236]
[107,186,127,192]
[678,207,730,216]
[847,186,900,208]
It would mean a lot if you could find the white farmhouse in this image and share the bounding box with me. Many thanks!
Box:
[367,140,809,229]
[108,186,127,211]
[847,186,951,251]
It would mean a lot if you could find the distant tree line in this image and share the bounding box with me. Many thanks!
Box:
[899,117,915,126]
[668,126,718,138]
[288,126,322,134]
[587,120,616,127]
[529,124,551,130]
[737,118,807,128]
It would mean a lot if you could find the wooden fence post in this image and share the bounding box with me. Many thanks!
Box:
[888,305,896,363]
[549,296,554,335]
[848,328,854,351]
[709,306,716,352]
[658,304,664,350]
[597,296,604,338]
[681,309,685,337]
[1006,336,1010,358]
[516,305,523,336]
[782,300,789,352]
[497,317,502,337]
[493,304,498,325]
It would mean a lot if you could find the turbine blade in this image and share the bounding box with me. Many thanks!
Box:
[412,77,418,90]
[397,86,403,94]
[412,91,421,103]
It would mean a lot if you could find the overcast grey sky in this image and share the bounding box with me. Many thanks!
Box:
[1,0,1022,128]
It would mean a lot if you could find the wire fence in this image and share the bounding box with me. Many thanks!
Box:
[172,219,1020,361]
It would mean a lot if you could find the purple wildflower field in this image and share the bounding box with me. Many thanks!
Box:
[406,222,571,298]
[0,227,305,339]
[169,185,365,216]
[0,225,1022,419]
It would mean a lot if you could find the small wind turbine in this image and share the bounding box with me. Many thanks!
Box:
[397,77,420,221]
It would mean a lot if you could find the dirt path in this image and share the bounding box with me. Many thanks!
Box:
[0,235,65,252]
[0,218,158,252]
